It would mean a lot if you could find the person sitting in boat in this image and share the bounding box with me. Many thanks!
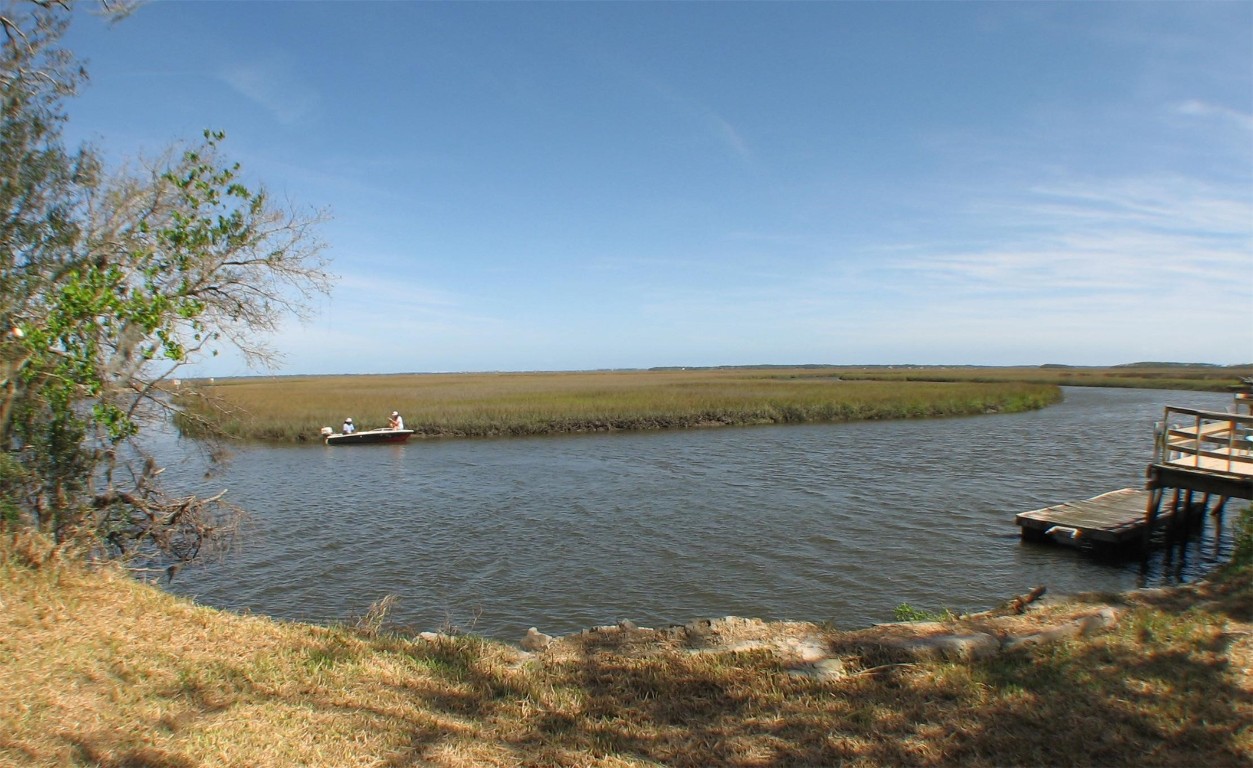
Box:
[342,417,355,434]
[388,411,404,430]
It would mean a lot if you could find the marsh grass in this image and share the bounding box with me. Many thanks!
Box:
[3,529,1250,767]
[835,363,1253,392]
[175,368,1064,442]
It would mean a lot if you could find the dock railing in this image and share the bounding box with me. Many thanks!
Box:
[1154,406,1253,478]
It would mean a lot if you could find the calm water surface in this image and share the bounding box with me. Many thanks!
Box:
[165,387,1238,640]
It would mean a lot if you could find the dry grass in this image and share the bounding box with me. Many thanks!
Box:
[175,368,1063,442]
[3,528,1250,767]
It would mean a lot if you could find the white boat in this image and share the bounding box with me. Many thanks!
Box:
[323,428,414,446]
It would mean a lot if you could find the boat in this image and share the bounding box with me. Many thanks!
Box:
[323,428,415,446]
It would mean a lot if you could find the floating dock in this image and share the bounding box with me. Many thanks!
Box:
[1016,488,1159,548]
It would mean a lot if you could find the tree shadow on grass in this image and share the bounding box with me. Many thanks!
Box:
[483,616,1251,768]
[68,740,197,768]
[951,637,1250,766]
[47,599,1248,767]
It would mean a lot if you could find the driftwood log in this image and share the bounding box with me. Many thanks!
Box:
[966,586,1048,618]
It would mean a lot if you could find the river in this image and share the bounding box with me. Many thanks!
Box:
[162,386,1240,641]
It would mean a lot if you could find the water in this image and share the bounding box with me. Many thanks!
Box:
[163,387,1240,641]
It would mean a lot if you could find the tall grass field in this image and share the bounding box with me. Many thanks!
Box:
[175,368,1067,442]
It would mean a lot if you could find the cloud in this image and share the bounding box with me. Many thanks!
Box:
[1172,100,1253,132]
[846,172,1253,362]
[619,167,1252,367]
[220,59,318,125]
[905,175,1251,292]
[622,69,754,165]
[707,112,753,163]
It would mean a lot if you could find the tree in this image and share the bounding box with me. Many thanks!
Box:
[1,0,332,567]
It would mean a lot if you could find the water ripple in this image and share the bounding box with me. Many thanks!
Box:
[166,387,1237,639]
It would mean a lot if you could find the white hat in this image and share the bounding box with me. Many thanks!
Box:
[391,411,399,416]
[345,417,352,422]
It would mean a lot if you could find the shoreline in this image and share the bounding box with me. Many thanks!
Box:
[5,532,1250,766]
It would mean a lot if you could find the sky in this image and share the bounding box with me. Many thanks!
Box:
[60,1,1253,376]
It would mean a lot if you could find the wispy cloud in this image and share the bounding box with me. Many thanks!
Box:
[185,268,513,375]
[622,70,754,165]
[707,111,753,163]
[324,272,503,334]
[906,175,1251,294]
[1172,100,1253,132]
[621,167,1251,366]
[220,59,318,125]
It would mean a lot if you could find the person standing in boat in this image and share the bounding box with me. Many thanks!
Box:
[342,417,355,434]
[387,411,404,430]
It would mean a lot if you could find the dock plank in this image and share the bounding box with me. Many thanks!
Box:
[1015,488,1155,545]
[1164,452,1253,476]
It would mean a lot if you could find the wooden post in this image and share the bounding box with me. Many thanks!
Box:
[1212,496,1229,559]
[1170,488,1185,544]
[1143,485,1164,552]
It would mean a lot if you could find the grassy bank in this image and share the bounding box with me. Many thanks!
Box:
[3,522,1251,767]
[176,368,1063,442]
[833,363,1253,392]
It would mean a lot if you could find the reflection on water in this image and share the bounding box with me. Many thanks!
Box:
[163,387,1239,640]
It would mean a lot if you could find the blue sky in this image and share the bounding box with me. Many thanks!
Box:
[63,1,1252,375]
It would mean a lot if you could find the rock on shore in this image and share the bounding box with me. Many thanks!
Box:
[493,579,1250,682]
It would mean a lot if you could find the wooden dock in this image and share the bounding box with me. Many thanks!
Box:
[1148,403,1253,499]
[1142,399,1253,549]
[1016,391,1253,554]
[1016,488,1160,548]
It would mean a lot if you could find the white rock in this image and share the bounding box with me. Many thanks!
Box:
[521,626,553,651]
[788,658,848,682]
[889,632,1000,660]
